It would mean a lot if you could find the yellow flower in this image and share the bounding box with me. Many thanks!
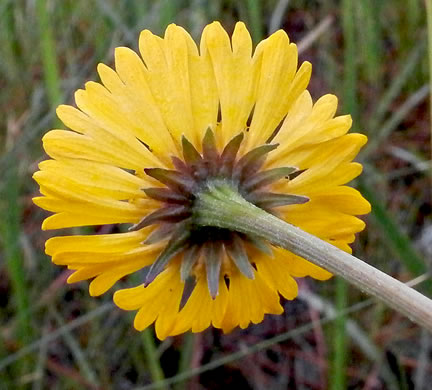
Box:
[33,21,370,339]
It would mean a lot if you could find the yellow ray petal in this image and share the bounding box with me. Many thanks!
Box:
[33,195,143,220]
[45,229,150,256]
[171,275,229,335]
[329,240,353,253]
[302,186,371,215]
[39,213,130,230]
[88,254,156,296]
[41,212,131,230]
[35,182,156,229]
[113,284,151,310]
[272,93,338,147]
[283,162,363,194]
[272,247,332,280]
[221,269,282,333]
[56,104,161,169]
[154,273,184,340]
[245,30,311,149]
[75,83,170,166]
[33,175,147,216]
[310,115,353,143]
[201,22,259,147]
[273,133,367,173]
[281,204,366,237]
[114,264,184,339]
[138,27,198,147]
[42,129,153,172]
[112,47,179,158]
[255,254,299,300]
[187,36,219,147]
[31,22,372,338]
[37,159,149,200]
[162,25,199,144]
[66,250,156,296]
[52,244,161,266]
[96,63,125,93]
[67,264,109,283]
[268,97,355,168]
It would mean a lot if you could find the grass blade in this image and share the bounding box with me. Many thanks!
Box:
[0,158,32,345]
[142,328,167,389]
[175,333,195,390]
[50,307,100,386]
[35,0,62,117]
[329,0,358,387]
[133,299,380,390]
[368,41,426,132]
[246,0,264,43]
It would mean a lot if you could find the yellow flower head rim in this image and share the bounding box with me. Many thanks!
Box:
[33,22,370,339]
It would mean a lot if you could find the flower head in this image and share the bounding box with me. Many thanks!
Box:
[33,22,370,339]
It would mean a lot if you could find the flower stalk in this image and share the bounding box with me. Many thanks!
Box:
[194,181,432,332]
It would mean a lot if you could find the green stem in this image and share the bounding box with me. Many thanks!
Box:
[358,179,432,295]
[141,328,167,389]
[193,181,432,332]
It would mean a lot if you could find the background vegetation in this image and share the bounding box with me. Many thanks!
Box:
[1,0,431,388]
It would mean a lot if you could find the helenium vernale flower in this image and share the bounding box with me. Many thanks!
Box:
[33,22,370,339]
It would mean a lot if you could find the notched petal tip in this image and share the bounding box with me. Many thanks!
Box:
[232,21,252,56]
[271,29,289,41]
[164,22,179,34]
[139,29,156,41]
[201,21,230,52]
[206,21,224,32]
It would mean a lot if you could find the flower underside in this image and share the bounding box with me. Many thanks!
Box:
[136,128,309,299]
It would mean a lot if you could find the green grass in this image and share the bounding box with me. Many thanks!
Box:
[141,329,167,390]
[1,159,32,346]
[1,0,431,388]
[36,0,63,117]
